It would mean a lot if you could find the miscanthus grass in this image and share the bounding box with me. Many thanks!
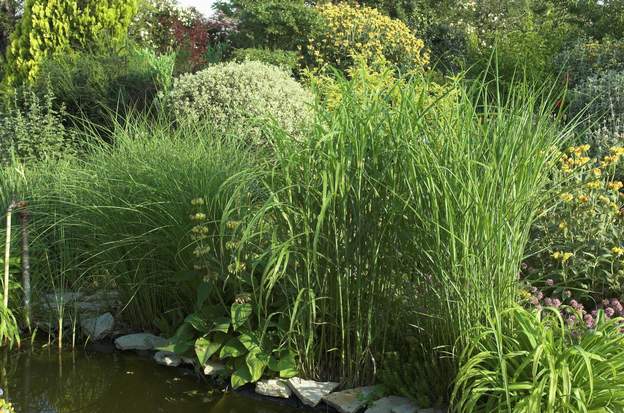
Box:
[225,72,573,387]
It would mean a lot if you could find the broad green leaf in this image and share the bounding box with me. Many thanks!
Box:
[246,350,269,382]
[156,322,195,354]
[238,332,261,352]
[220,337,248,359]
[231,364,252,389]
[211,317,231,333]
[231,303,253,331]
[185,313,209,333]
[195,333,226,365]
[268,349,298,377]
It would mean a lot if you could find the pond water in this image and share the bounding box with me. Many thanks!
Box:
[0,345,316,413]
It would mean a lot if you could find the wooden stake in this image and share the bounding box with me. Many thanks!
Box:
[3,202,16,309]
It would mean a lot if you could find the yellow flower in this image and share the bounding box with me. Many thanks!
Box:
[608,181,623,191]
[551,251,573,262]
[612,246,624,256]
[558,221,568,230]
[560,192,574,202]
[586,180,602,190]
[592,168,602,177]
[578,194,589,203]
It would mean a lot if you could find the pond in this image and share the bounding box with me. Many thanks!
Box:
[0,345,316,413]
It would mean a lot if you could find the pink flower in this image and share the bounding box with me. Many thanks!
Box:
[606,307,615,318]
[552,298,562,308]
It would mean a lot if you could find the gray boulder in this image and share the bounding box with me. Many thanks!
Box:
[114,333,168,351]
[80,312,114,341]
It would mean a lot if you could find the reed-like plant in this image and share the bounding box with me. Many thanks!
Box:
[0,115,255,332]
[222,69,573,388]
[452,306,624,412]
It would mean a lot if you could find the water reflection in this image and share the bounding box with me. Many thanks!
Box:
[0,347,311,413]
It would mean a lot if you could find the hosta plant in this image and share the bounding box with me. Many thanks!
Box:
[452,305,624,412]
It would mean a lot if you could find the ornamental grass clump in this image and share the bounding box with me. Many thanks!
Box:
[168,60,312,145]
[215,72,572,388]
[453,305,624,412]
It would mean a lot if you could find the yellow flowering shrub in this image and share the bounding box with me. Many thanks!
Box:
[305,3,428,73]
[526,144,624,297]
[0,397,15,413]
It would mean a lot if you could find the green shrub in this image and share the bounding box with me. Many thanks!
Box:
[556,38,624,87]
[306,3,429,73]
[35,48,175,128]
[169,61,312,144]
[568,70,624,131]
[231,48,299,73]
[3,0,138,86]
[216,0,321,51]
[453,306,624,412]
[0,87,75,163]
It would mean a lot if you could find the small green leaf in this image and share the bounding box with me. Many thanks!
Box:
[220,337,248,359]
[268,350,298,378]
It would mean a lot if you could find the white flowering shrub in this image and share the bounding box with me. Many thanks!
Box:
[169,61,312,144]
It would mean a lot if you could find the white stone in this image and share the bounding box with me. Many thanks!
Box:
[81,312,114,341]
[154,351,182,367]
[365,396,415,413]
[322,386,379,413]
[203,361,226,376]
[255,379,292,399]
[287,377,340,407]
[114,333,168,351]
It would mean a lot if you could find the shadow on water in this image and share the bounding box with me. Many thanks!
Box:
[0,346,313,413]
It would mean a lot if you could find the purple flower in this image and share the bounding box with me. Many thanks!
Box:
[584,314,595,328]
[530,296,540,306]
[544,297,553,306]
[564,290,572,298]
[603,299,610,306]
[536,291,544,300]
[531,286,538,294]
[570,299,579,309]
[546,279,554,286]
[552,298,562,308]
[606,307,615,318]
[567,315,577,326]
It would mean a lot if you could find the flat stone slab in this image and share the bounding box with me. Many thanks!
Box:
[365,396,415,413]
[322,386,378,413]
[154,351,182,367]
[255,379,292,399]
[114,333,168,351]
[287,377,340,407]
[203,361,226,376]
[81,312,114,341]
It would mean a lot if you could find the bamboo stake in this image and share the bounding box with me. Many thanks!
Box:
[3,201,16,309]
